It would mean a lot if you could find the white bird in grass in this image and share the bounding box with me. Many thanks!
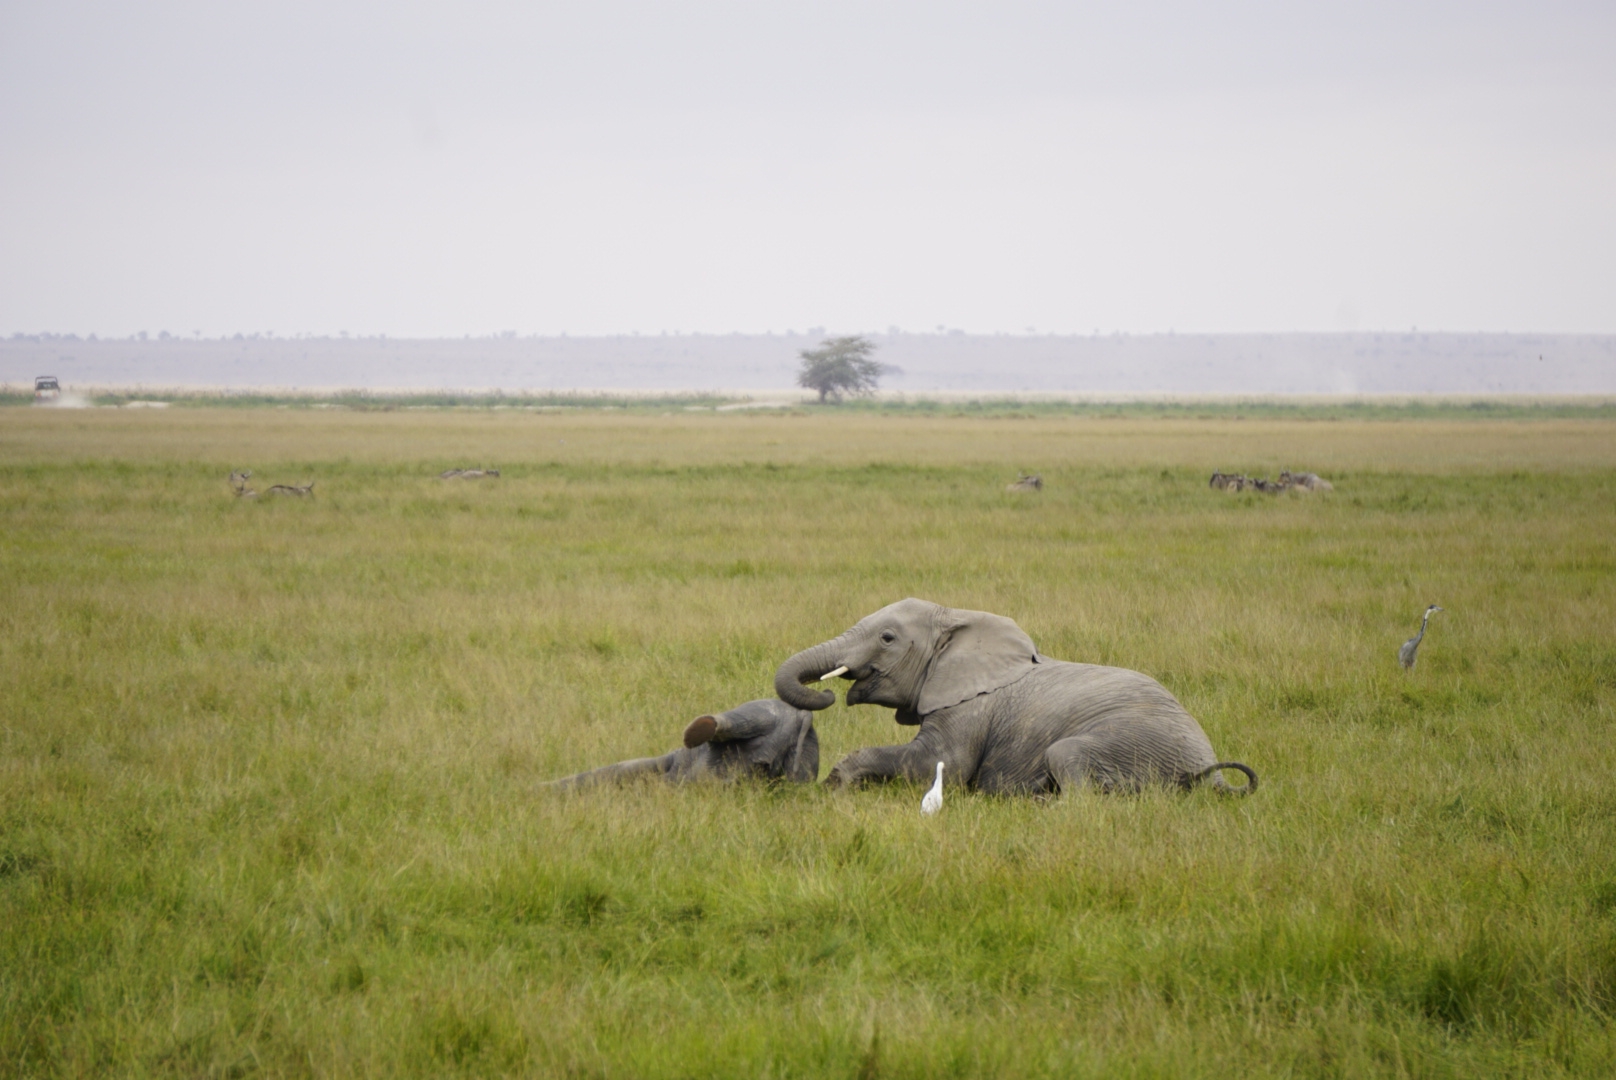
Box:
[1399,605,1444,670]
[921,761,945,816]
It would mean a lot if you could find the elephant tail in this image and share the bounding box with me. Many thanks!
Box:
[1197,761,1257,795]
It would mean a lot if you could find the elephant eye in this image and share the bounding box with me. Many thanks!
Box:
[880,631,896,644]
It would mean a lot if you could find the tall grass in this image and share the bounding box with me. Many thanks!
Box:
[2,409,1614,1076]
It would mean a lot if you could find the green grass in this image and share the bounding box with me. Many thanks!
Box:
[2,409,1614,1077]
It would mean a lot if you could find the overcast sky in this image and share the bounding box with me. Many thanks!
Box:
[2,1,1613,337]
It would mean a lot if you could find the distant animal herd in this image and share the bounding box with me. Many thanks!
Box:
[228,470,314,498]
[227,467,500,497]
[228,466,1334,500]
[1002,469,1334,495]
[1208,469,1333,493]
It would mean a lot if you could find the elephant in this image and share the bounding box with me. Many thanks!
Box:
[544,698,818,789]
[774,598,1256,796]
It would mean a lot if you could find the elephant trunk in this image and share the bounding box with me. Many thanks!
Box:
[775,634,854,711]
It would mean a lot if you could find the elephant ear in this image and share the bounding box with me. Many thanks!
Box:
[915,608,1039,717]
[683,716,719,748]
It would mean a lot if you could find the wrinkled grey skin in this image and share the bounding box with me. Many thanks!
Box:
[775,598,1255,796]
[544,699,818,789]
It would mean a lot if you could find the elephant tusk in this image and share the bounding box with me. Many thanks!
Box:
[819,666,849,681]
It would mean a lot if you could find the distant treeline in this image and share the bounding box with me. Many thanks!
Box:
[7,389,1616,421]
[6,331,1615,395]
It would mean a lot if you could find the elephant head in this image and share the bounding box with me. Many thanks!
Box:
[774,598,1040,724]
[545,698,818,789]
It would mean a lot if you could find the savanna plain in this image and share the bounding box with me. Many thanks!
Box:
[2,407,1614,1078]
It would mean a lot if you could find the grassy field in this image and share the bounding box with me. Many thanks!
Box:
[2,408,1614,1078]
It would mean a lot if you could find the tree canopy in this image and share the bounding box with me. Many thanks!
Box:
[796,335,885,403]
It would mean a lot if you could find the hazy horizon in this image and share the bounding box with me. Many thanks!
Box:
[4,2,1614,339]
[7,330,1613,395]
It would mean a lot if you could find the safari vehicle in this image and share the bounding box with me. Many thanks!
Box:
[34,376,61,403]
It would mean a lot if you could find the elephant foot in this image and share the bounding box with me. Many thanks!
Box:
[823,764,861,789]
[683,715,719,748]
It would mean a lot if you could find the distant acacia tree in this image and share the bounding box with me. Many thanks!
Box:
[796,335,886,403]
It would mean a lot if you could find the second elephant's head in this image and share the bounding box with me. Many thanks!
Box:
[774,598,1039,723]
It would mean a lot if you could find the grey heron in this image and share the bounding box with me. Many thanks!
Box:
[1398,605,1444,670]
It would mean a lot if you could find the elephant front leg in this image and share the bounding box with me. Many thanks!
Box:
[825,742,960,789]
[826,745,899,788]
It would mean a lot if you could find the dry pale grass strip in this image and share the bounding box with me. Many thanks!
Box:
[6,407,1616,471]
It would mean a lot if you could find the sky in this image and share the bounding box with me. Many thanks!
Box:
[2,1,1613,338]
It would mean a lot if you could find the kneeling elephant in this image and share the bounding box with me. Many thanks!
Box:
[775,598,1255,796]
[544,699,818,789]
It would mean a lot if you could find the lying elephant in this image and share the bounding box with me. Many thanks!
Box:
[544,699,818,789]
[775,598,1255,796]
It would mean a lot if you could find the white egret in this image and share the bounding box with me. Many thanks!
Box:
[921,761,944,816]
